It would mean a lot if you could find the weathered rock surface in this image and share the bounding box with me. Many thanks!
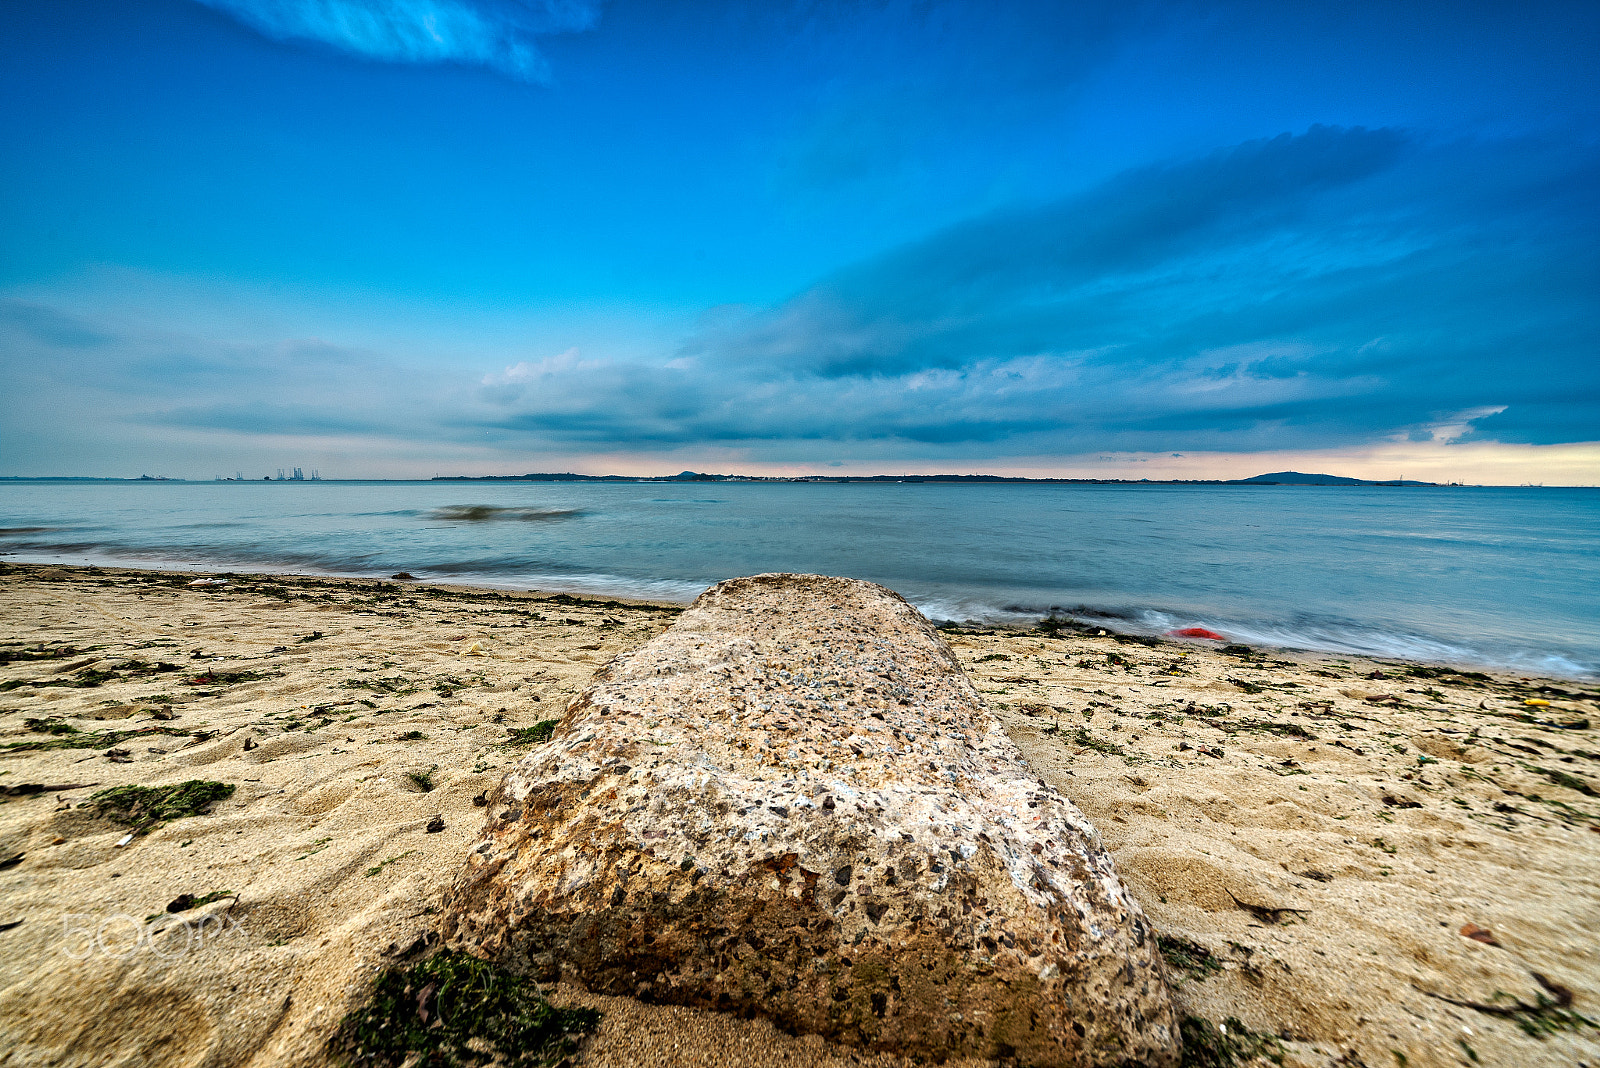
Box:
[442,574,1179,1066]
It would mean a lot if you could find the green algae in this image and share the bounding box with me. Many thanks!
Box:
[332,949,600,1068]
[507,720,560,745]
[86,780,236,833]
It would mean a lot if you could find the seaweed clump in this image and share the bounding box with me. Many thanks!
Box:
[24,717,79,735]
[1528,764,1599,798]
[1179,1015,1284,1067]
[1423,972,1598,1040]
[1034,616,1094,638]
[1072,726,1127,757]
[332,949,601,1068]
[1158,935,1223,981]
[507,720,560,745]
[0,644,83,664]
[86,780,235,833]
[4,723,193,753]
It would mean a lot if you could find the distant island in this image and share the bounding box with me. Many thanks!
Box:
[433,470,1440,486]
[1228,471,1437,486]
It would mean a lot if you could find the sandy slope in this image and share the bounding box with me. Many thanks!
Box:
[0,564,1595,1068]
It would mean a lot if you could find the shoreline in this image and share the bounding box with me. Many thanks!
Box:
[3,552,1591,682]
[1,563,1597,1066]
[0,551,713,609]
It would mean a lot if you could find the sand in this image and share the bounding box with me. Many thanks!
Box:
[0,562,1596,1068]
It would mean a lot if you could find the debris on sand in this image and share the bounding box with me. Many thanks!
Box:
[332,949,601,1068]
[85,780,236,834]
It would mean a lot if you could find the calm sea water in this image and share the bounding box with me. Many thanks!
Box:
[2,480,1597,677]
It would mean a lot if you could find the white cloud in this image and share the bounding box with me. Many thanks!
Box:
[1420,405,1508,443]
[193,0,601,81]
[483,346,588,385]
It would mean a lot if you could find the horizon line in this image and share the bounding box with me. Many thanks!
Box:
[3,473,1588,488]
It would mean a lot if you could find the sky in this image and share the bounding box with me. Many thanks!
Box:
[1,0,1597,482]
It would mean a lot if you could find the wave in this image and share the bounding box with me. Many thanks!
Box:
[0,539,390,576]
[418,568,709,603]
[0,541,708,605]
[909,596,1597,679]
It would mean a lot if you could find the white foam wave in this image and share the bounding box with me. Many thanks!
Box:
[907,595,1596,679]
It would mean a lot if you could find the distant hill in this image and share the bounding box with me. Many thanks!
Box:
[1228,471,1436,486]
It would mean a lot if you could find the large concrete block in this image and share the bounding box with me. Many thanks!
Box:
[443,574,1179,1066]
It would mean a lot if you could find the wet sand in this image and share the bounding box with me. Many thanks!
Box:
[1,563,1596,1067]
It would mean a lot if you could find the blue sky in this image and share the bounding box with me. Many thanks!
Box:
[2,0,1597,481]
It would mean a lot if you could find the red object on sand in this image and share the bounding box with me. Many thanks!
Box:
[1169,627,1226,641]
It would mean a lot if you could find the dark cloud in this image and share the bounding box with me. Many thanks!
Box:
[695,126,1412,377]
[476,125,1593,455]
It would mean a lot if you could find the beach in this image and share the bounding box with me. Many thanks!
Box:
[1,562,1596,1067]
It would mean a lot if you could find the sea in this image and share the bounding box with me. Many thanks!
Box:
[2,479,1597,678]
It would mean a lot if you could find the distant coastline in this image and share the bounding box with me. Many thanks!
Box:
[10,471,1539,487]
[430,469,1443,487]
